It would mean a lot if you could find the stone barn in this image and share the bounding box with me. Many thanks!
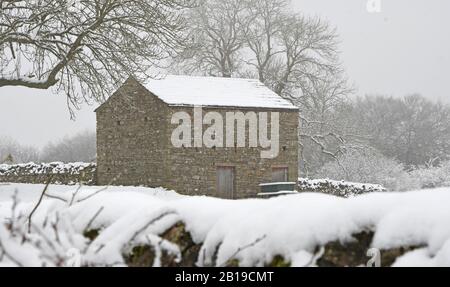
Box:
[95,76,299,199]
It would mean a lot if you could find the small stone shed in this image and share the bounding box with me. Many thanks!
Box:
[95,76,299,199]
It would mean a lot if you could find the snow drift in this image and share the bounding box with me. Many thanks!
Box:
[0,183,449,267]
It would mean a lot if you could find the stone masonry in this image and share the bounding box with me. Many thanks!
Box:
[96,77,299,199]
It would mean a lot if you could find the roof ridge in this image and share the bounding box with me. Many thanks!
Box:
[164,75,261,82]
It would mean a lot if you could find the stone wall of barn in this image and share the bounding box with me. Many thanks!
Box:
[96,78,299,199]
[96,78,170,187]
[164,106,299,199]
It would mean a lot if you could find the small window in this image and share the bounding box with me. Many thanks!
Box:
[272,167,288,182]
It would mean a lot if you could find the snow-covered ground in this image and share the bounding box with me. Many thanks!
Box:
[0,183,182,203]
[0,183,450,267]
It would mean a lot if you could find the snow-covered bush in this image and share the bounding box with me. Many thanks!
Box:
[407,161,450,190]
[0,201,88,267]
[316,150,450,192]
[316,149,408,191]
[0,187,182,267]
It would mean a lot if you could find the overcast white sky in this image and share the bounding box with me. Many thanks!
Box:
[0,0,449,148]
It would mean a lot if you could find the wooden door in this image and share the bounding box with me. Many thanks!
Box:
[217,166,235,199]
[272,167,288,182]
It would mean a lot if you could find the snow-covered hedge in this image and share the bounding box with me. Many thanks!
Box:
[405,161,450,190]
[298,178,386,198]
[0,162,96,185]
[0,184,449,267]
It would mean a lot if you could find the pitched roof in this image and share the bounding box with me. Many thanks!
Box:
[144,75,298,110]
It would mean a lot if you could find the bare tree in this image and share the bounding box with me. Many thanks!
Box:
[40,130,96,163]
[348,94,450,168]
[173,0,355,175]
[316,149,407,191]
[272,15,340,99]
[240,5,341,100]
[0,136,39,163]
[177,0,341,89]
[237,1,352,174]
[0,0,191,112]
[174,0,249,77]
[239,0,287,82]
[297,73,356,174]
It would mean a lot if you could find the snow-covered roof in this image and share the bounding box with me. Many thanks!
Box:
[144,75,298,110]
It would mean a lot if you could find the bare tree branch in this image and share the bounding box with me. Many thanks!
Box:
[0,0,193,111]
[28,176,52,233]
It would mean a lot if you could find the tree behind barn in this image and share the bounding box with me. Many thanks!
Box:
[0,136,39,163]
[347,94,450,168]
[174,0,355,175]
[40,131,96,163]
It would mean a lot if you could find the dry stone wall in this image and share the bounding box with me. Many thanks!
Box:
[298,178,386,197]
[0,162,96,185]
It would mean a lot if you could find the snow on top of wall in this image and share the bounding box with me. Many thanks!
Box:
[299,178,386,192]
[0,162,95,176]
[144,75,298,110]
[1,184,450,267]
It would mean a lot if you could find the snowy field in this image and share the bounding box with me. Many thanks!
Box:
[1,183,450,267]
